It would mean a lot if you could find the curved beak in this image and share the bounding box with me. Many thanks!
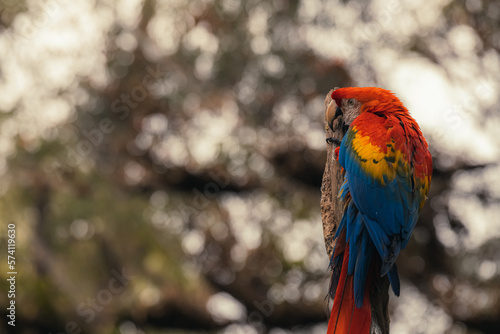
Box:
[326,100,343,131]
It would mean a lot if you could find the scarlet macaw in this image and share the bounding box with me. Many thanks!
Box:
[325,87,432,333]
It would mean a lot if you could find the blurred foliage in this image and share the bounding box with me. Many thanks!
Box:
[0,0,499,333]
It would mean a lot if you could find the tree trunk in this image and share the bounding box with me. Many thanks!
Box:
[321,89,390,334]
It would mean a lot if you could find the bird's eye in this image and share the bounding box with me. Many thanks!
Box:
[347,98,356,107]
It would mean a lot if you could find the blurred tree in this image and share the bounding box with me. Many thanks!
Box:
[0,0,499,334]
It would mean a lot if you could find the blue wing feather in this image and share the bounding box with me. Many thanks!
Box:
[354,227,375,306]
[337,123,421,300]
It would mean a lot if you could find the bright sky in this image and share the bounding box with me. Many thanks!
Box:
[386,55,499,164]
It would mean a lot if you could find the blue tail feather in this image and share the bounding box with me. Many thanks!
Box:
[387,263,400,296]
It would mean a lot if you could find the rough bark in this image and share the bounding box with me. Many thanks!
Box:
[321,89,390,334]
[321,89,345,259]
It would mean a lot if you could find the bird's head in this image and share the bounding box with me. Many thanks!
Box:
[327,87,407,132]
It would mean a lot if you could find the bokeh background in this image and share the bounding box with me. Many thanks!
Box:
[0,0,499,333]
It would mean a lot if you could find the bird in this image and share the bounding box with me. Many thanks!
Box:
[325,87,433,333]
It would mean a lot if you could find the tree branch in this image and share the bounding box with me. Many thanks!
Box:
[321,89,345,259]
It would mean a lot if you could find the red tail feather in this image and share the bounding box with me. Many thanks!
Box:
[327,246,371,334]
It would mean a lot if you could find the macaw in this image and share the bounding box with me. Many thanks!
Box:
[325,87,432,333]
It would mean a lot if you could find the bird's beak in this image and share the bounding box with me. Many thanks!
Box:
[326,100,343,132]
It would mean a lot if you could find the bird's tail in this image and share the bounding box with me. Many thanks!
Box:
[327,244,371,334]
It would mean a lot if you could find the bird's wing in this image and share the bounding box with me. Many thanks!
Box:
[338,112,424,275]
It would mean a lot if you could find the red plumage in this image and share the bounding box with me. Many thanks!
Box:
[327,235,371,334]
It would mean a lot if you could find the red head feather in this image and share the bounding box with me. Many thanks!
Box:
[332,86,432,196]
[331,87,408,115]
